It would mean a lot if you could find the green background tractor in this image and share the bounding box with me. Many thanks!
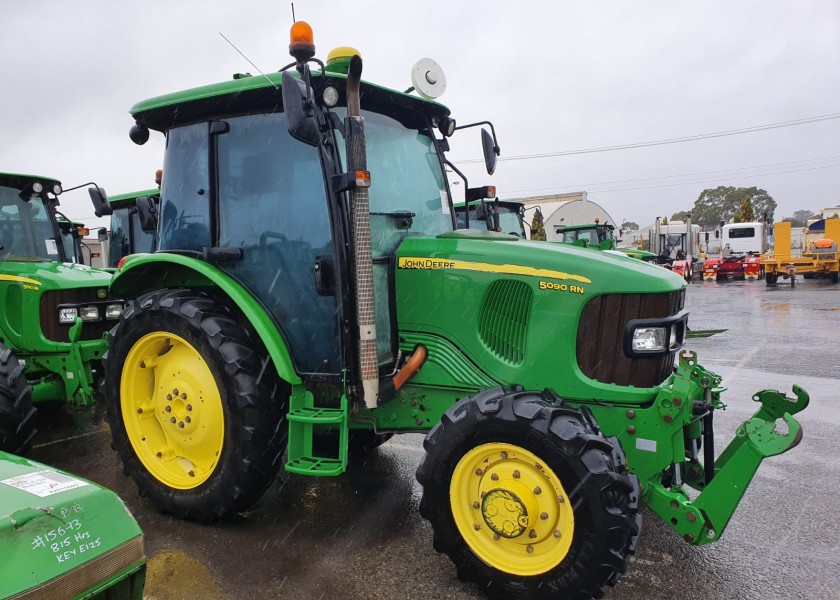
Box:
[103,24,808,599]
[0,173,123,453]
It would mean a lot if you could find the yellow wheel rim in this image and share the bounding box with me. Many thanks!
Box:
[121,331,224,490]
[450,442,575,576]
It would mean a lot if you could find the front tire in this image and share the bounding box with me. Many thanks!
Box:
[0,344,37,454]
[417,388,640,600]
[104,289,287,522]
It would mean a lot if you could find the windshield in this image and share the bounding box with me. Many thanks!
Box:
[59,226,79,263]
[0,185,62,260]
[497,207,525,238]
[334,109,452,256]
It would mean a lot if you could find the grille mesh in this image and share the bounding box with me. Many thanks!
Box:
[577,290,685,387]
[478,279,533,366]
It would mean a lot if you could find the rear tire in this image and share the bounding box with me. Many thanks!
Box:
[417,387,640,600]
[104,289,287,522]
[0,344,37,454]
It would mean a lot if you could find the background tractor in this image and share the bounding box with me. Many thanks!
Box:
[0,173,123,453]
[103,188,160,268]
[105,23,808,599]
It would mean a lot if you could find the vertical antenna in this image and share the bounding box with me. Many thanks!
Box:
[291,3,296,22]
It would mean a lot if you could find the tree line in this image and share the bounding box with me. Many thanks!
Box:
[618,186,825,231]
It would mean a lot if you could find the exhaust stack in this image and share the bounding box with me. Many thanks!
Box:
[345,55,379,408]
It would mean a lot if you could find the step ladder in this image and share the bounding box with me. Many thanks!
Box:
[285,387,348,476]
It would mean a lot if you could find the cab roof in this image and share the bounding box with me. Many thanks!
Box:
[131,70,450,133]
[109,188,159,204]
[0,173,61,189]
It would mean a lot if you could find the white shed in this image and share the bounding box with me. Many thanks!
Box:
[513,192,616,241]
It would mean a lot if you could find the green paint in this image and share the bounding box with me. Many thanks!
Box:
[0,451,145,599]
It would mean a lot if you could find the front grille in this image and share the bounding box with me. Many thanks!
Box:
[577,290,685,387]
[39,289,112,343]
[478,279,533,366]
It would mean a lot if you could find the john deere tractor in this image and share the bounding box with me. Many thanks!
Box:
[104,23,808,599]
[0,173,123,453]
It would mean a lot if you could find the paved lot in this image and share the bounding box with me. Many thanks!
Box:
[31,277,840,600]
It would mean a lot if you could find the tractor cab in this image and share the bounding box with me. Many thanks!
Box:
[106,189,160,267]
[0,174,68,262]
[455,197,527,238]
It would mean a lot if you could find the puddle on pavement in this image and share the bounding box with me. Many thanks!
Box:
[144,549,230,600]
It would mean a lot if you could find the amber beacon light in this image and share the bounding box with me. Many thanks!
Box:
[289,21,315,62]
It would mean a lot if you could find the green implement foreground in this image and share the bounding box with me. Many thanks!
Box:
[0,451,145,599]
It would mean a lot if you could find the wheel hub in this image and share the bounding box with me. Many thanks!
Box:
[450,442,575,576]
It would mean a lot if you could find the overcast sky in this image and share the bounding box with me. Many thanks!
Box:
[1,0,837,230]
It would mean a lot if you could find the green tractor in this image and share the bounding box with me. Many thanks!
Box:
[105,23,808,599]
[0,173,124,453]
[554,220,658,261]
[104,188,160,268]
[0,450,146,599]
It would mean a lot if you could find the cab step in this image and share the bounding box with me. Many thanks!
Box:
[285,387,348,477]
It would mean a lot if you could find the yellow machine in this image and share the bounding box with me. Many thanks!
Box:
[762,219,840,285]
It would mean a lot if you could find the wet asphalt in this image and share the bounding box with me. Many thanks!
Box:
[29,277,840,600]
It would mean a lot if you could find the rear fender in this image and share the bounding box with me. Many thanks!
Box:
[110,254,301,385]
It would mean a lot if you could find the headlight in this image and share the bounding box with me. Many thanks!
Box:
[105,303,124,320]
[623,310,688,358]
[632,327,667,352]
[80,306,100,321]
[59,307,78,324]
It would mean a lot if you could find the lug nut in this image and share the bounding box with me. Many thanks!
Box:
[173,388,179,396]
[137,408,143,414]
[473,524,481,531]
[553,530,561,538]
[186,404,192,411]
[534,486,542,495]
[500,451,508,459]
[156,452,162,458]
[540,512,549,520]
[473,501,480,509]
[480,492,487,499]
[166,394,172,401]
[529,530,537,539]
[512,470,520,479]
[181,393,187,400]
[493,534,500,541]
[557,495,565,503]
[185,416,191,423]
[475,468,484,476]
[188,470,195,477]
[178,421,185,428]
[526,545,534,554]
[165,406,171,412]
[170,417,176,424]
[491,473,499,481]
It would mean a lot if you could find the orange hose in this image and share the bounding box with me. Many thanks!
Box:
[393,345,428,390]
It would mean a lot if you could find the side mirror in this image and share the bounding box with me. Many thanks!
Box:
[481,128,498,175]
[136,196,158,232]
[282,71,319,146]
[96,227,108,242]
[89,187,112,217]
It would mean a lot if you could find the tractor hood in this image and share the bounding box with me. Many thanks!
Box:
[408,230,686,295]
[0,260,112,293]
[0,451,144,599]
[395,233,687,403]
